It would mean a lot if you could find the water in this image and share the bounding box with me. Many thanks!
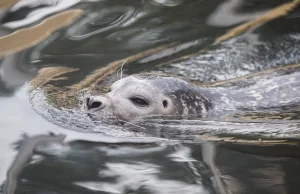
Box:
[1,0,300,193]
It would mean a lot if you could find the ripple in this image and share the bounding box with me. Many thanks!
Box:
[66,6,137,40]
[148,0,183,7]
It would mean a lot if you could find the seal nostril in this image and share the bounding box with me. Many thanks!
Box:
[91,101,102,109]
[86,97,103,110]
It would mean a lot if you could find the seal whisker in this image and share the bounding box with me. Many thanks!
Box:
[116,67,121,80]
[120,59,128,80]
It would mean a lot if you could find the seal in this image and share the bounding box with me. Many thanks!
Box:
[83,69,300,122]
[84,74,212,122]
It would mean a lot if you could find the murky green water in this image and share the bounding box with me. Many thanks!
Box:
[1,0,300,193]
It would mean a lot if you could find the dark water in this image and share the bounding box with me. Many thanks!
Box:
[1,0,300,194]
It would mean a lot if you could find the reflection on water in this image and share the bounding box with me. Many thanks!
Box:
[2,133,300,194]
[1,0,300,194]
[1,0,82,29]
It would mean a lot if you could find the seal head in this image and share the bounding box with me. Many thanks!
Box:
[84,74,211,122]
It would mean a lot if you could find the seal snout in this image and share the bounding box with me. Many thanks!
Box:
[85,96,106,110]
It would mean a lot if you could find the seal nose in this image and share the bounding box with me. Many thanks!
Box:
[86,97,103,110]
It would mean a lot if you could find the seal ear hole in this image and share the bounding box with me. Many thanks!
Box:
[163,100,168,108]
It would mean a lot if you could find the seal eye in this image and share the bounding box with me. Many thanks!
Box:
[163,100,168,108]
[130,97,149,107]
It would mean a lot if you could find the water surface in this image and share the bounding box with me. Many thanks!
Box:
[1,0,300,194]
